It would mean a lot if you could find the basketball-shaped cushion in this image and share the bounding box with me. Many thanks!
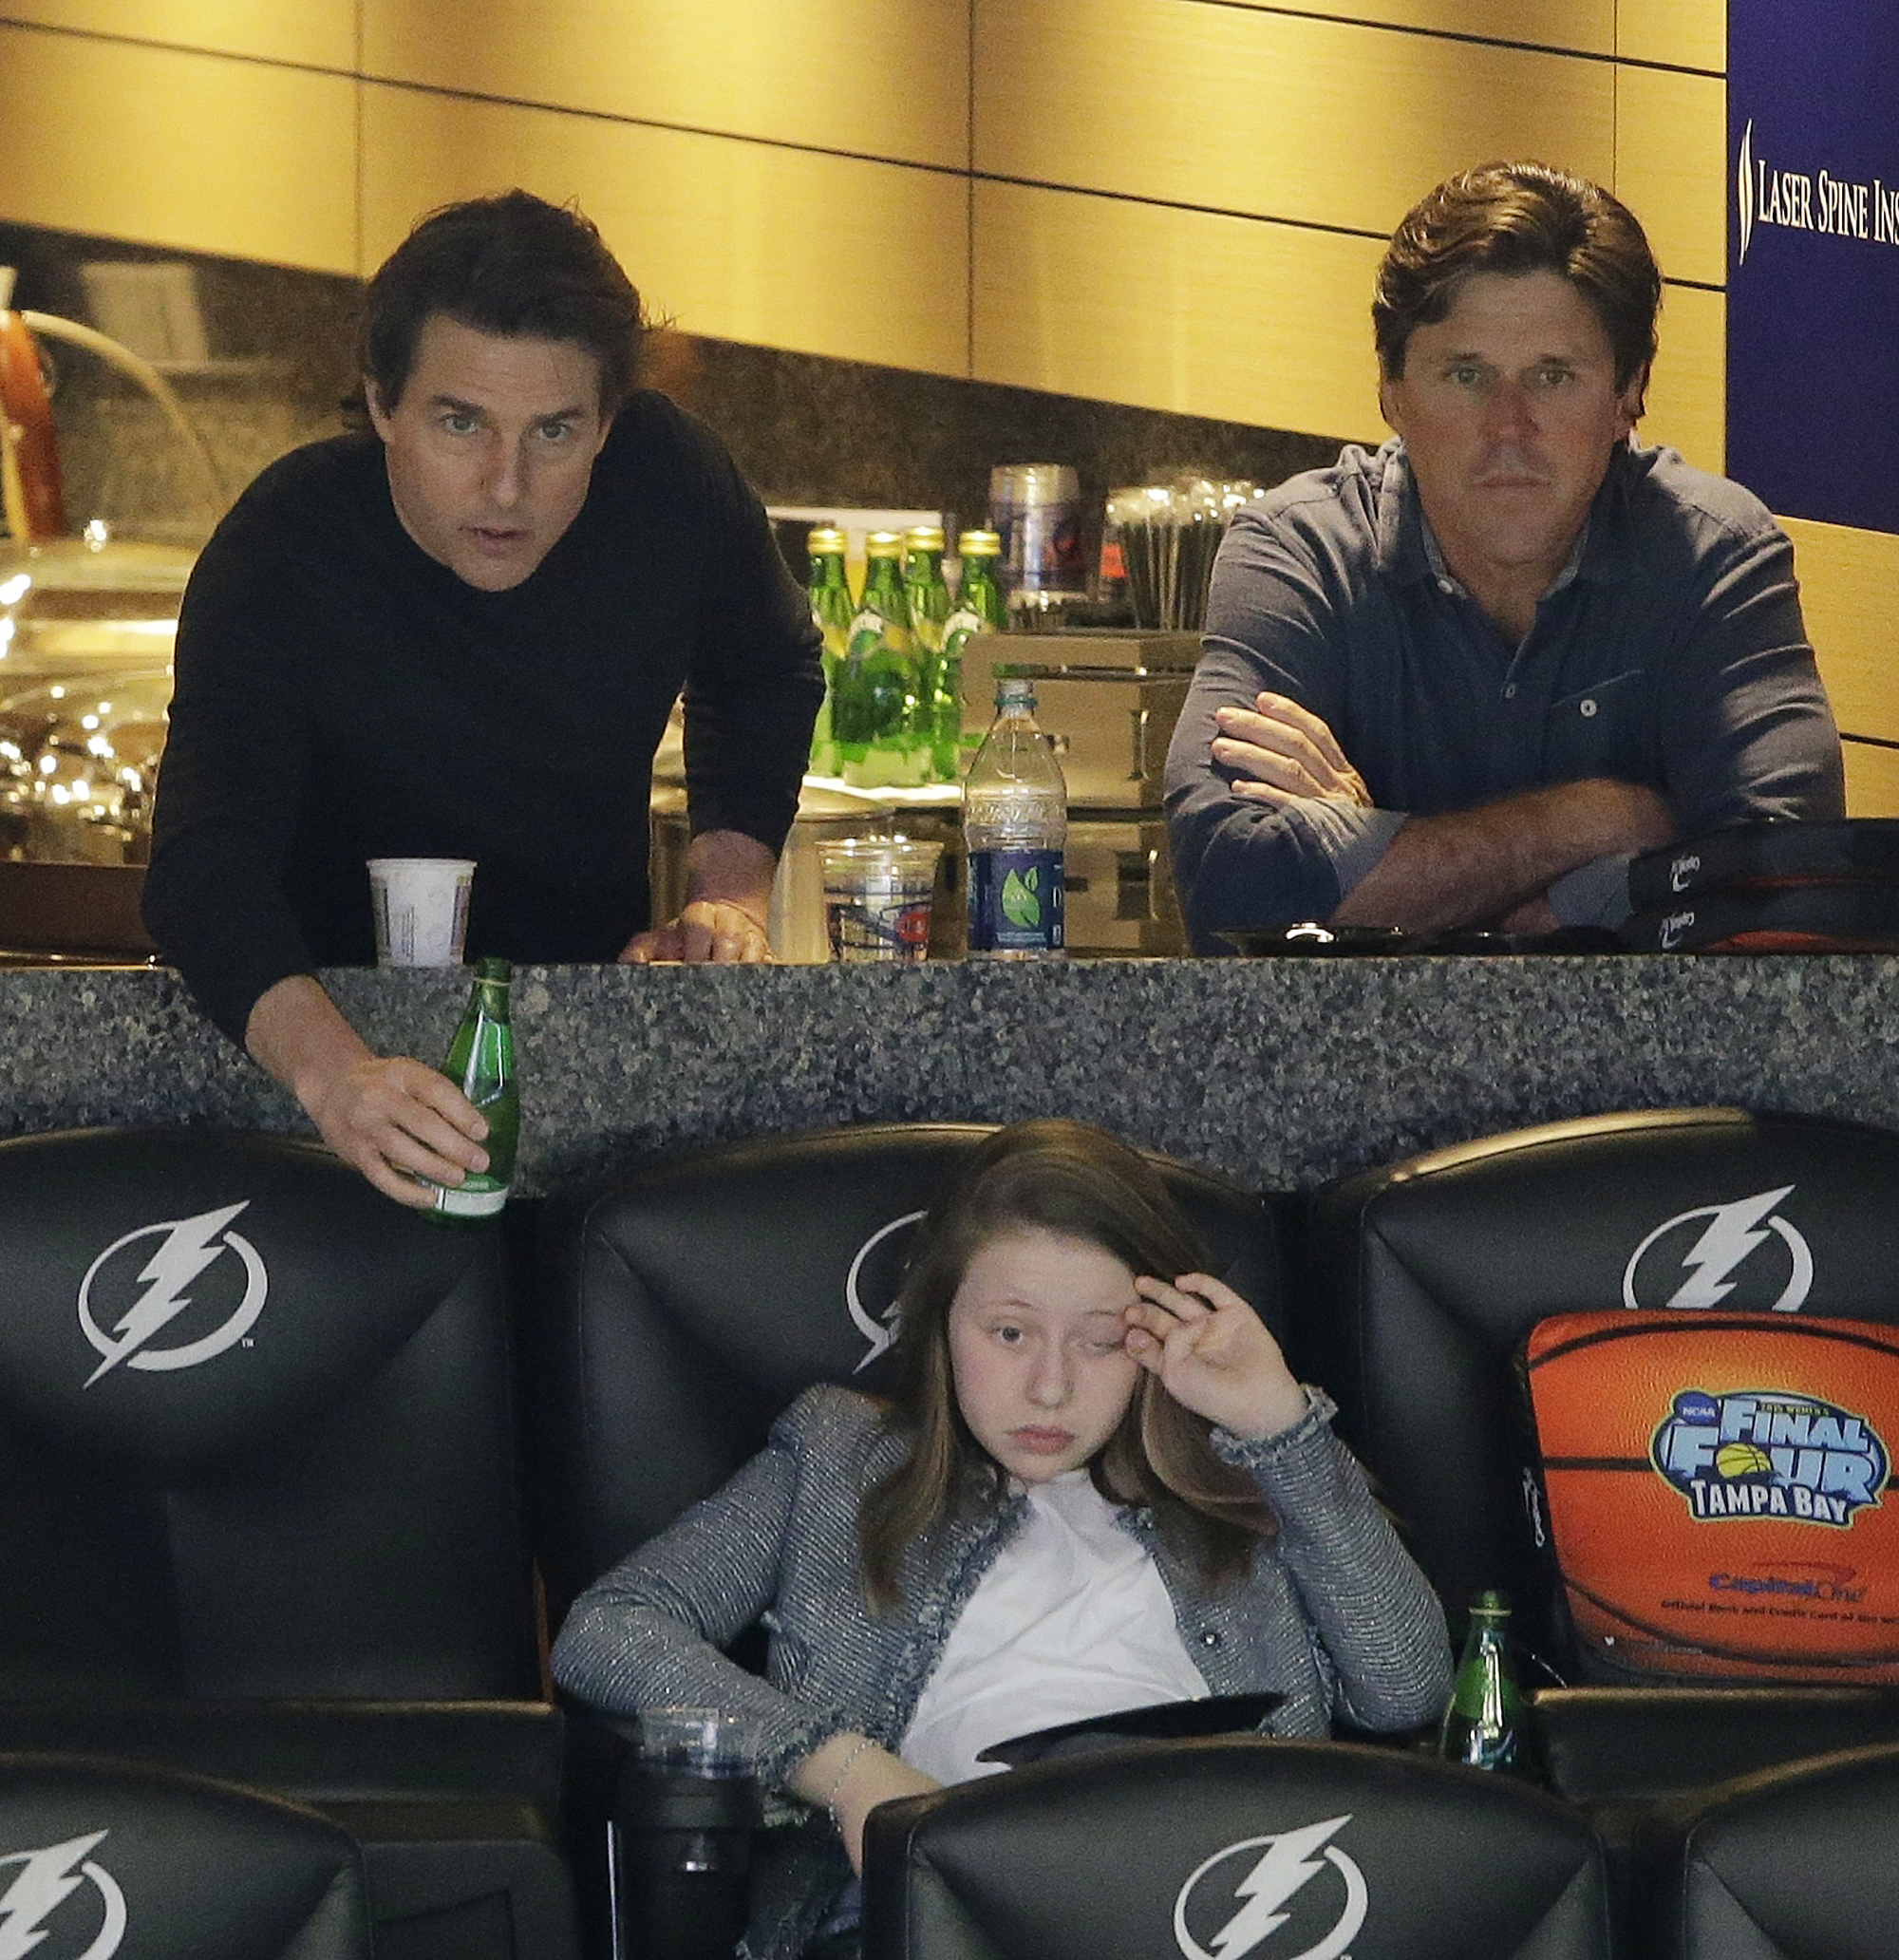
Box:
[1526,1311,1899,1682]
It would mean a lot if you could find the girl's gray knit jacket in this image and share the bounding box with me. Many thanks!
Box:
[551,1384,1451,1960]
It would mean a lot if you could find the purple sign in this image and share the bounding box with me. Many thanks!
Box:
[1727,1,1899,536]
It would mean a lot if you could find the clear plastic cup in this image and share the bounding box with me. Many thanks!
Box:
[636,1707,758,1777]
[367,858,475,967]
[818,838,942,963]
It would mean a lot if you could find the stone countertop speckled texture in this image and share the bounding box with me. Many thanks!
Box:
[2,957,1894,1194]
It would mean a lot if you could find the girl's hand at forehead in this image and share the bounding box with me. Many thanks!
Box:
[1122,1272,1310,1442]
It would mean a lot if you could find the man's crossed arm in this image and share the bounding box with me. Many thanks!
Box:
[1211,691,1673,934]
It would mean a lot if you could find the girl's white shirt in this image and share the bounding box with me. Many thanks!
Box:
[898,1468,1210,1786]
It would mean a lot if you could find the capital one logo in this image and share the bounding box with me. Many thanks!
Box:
[0,1831,127,1960]
[1174,1815,1367,1960]
[76,1200,267,1388]
[845,1210,924,1369]
[1623,1186,1814,1314]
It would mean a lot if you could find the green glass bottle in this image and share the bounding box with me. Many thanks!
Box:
[904,525,954,782]
[425,955,517,1219]
[835,529,922,789]
[1438,1590,1532,1777]
[943,530,1006,777]
[805,525,853,778]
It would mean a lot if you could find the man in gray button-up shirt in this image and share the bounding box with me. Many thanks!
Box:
[1165,161,1844,952]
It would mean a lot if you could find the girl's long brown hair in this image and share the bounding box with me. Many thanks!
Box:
[857,1120,1278,1609]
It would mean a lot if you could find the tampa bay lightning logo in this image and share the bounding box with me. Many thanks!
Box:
[1623,1187,1814,1314]
[0,1831,127,1960]
[845,1211,924,1369]
[1174,1816,1367,1960]
[76,1200,267,1387]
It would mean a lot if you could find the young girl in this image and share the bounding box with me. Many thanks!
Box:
[552,1120,1450,1960]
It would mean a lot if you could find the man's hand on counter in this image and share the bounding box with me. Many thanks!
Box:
[622,898,770,964]
[245,974,488,1209]
[619,827,778,965]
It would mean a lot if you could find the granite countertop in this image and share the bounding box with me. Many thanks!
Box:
[2,955,1894,1197]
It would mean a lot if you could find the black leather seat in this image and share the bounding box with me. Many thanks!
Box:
[1298,1106,1899,1803]
[0,1752,373,1960]
[529,1121,1288,1619]
[0,1127,575,1960]
[1630,1741,1899,1960]
[862,1736,1612,1960]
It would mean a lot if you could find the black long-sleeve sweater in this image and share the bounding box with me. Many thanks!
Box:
[144,392,822,1043]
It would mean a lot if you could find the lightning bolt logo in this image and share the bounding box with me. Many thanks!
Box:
[1175,1815,1367,1960]
[0,1832,127,1960]
[1668,1186,1794,1310]
[76,1200,269,1388]
[844,1211,924,1370]
[1623,1186,1814,1315]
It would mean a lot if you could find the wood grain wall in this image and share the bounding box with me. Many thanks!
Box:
[0,0,1890,797]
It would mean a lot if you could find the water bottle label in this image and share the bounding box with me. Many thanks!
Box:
[968,849,1063,952]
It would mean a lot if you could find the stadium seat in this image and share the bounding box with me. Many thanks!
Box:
[0,1752,374,1960]
[1297,1106,1899,1806]
[0,1127,576,1960]
[1630,1740,1899,1960]
[862,1735,1612,1960]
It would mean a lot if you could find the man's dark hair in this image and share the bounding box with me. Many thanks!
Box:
[358,190,646,417]
[1372,161,1663,406]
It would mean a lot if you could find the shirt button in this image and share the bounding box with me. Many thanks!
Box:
[1580,697,1598,717]
[1200,1630,1222,1649]
[1437,578,1456,595]
[1503,683,1516,700]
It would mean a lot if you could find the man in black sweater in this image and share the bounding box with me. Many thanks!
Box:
[144,192,821,1207]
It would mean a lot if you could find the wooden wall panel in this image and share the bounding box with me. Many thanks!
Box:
[1843,742,1899,821]
[1614,65,1724,288]
[1214,0,1613,55]
[361,0,968,173]
[0,25,355,272]
[0,2,354,69]
[1781,518,1899,747]
[974,0,1615,237]
[1616,0,1724,72]
[973,180,1386,440]
[362,87,968,377]
[1642,282,1722,474]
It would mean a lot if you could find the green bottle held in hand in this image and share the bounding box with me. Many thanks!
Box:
[426,955,517,1219]
[1438,1589,1533,1777]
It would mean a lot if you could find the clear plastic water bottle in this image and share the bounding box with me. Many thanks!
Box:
[965,675,1065,960]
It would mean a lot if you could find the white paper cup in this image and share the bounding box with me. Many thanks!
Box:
[367,858,475,967]
[819,837,942,963]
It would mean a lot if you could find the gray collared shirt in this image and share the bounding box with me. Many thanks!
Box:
[1163,438,1845,950]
